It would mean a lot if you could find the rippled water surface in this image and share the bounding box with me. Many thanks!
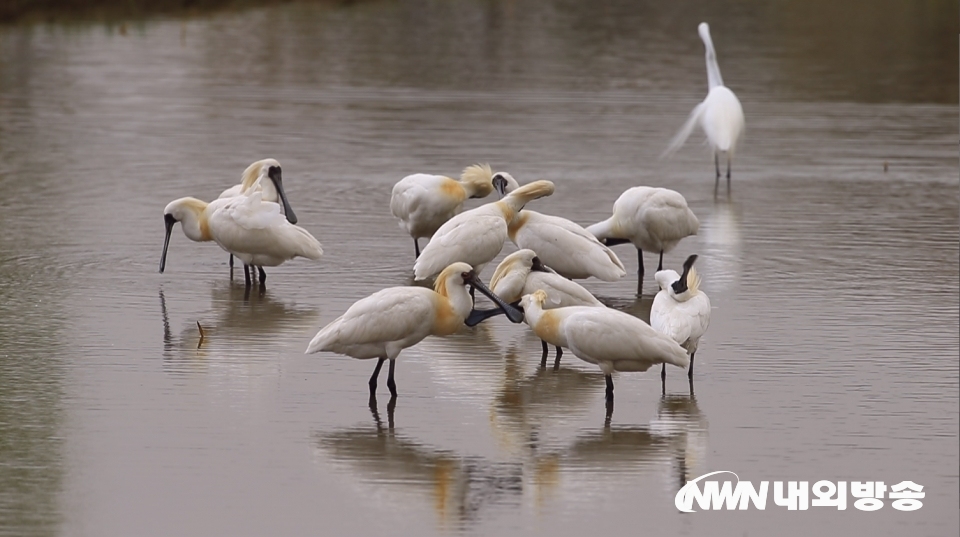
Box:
[0,1,957,536]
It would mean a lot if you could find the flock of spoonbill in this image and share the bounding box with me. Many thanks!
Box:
[159,22,738,413]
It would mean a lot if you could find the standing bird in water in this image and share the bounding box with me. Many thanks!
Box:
[586,186,699,292]
[219,159,299,273]
[413,180,555,281]
[492,175,626,282]
[390,164,504,258]
[651,255,711,391]
[160,180,322,289]
[662,22,745,188]
[305,262,523,401]
[488,249,605,368]
[519,290,688,407]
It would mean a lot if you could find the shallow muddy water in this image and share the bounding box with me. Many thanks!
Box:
[0,1,957,536]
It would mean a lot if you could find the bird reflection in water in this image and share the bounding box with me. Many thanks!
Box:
[158,284,319,370]
[315,400,524,532]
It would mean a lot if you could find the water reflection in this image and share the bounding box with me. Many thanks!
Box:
[700,195,742,292]
[315,402,524,531]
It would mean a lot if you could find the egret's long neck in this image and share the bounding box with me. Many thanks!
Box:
[701,31,724,90]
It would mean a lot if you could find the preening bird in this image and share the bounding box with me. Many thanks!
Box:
[390,164,505,258]
[519,290,689,404]
[219,159,299,271]
[651,255,711,388]
[662,22,744,187]
[493,174,626,282]
[488,249,605,367]
[586,186,699,290]
[160,185,322,288]
[413,180,556,281]
[305,262,523,400]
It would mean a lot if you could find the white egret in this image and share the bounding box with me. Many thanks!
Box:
[662,22,745,187]
[305,262,523,399]
[487,249,604,367]
[586,186,699,290]
[390,164,504,258]
[519,290,689,403]
[413,180,555,281]
[651,255,711,388]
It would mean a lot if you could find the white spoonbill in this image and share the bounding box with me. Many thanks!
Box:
[662,22,745,187]
[413,180,555,281]
[390,164,504,258]
[219,158,299,271]
[487,249,604,368]
[586,186,699,289]
[160,190,322,288]
[519,290,689,403]
[493,175,626,282]
[651,255,711,388]
[305,262,523,399]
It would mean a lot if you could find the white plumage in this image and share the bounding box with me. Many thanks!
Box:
[662,22,745,184]
[218,158,297,223]
[490,249,604,367]
[494,174,625,281]
[390,164,501,258]
[586,186,699,287]
[160,182,321,287]
[413,180,555,280]
[651,255,711,385]
[305,262,520,398]
[519,289,689,402]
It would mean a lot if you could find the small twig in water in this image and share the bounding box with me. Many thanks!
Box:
[197,321,205,349]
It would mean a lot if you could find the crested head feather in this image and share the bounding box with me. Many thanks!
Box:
[434,262,472,298]
[240,158,281,192]
[686,266,701,294]
[460,163,495,198]
[506,180,555,203]
[531,289,549,305]
[490,249,535,291]
[164,196,209,217]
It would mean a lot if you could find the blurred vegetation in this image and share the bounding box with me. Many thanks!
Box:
[0,0,354,24]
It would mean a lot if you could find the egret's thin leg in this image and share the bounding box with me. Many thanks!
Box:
[243,264,252,288]
[688,352,696,381]
[386,359,397,398]
[658,250,664,271]
[605,397,614,427]
[540,340,549,368]
[369,357,386,395]
[414,239,420,258]
[553,347,563,370]
[258,266,266,285]
[726,155,732,181]
[715,152,721,182]
[605,374,614,402]
[229,254,234,269]
[637,248,644,277]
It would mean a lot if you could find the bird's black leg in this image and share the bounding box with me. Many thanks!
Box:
[553,347,563,370]
[386,359,397,398]
[540,340,549,368]
[605,374,614,402]
[637,248,644,295]
[715,152,721,183]
[229,255,234,278]
[658,250,664,271]
[258,266,267,288]
[661,363,667,395]
[369,357,386,396]
[605,397,614,427]
[243,264,252,288]
[414,239,420,259]
[688,352,695,381]
[726,155,732,182]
